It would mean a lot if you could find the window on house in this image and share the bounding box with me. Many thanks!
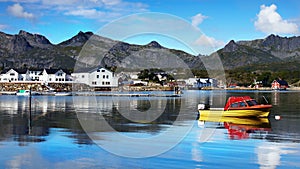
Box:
[102,82,105,85]
[103,75,105,79]
[97,75,99,78]
[101,70,105,72]
[10,73,15,76]
[82,75,85,78]
[97,69,100,72]
[106,75,109,79]
[49,78,52,81]
[106,82,110,85]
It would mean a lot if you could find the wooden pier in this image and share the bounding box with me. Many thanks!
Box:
[74,93,181,97]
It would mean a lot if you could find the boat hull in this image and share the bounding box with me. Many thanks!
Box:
[198,108,270,117]
[199,115,269,125]
[16,93,30,96]
[54,92,72,96]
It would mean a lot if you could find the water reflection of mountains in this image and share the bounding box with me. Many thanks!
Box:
[1,95,300,145]
[0,96,184,145]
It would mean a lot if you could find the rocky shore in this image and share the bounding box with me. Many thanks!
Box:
[1,82,299,94]
[0,82,73,92]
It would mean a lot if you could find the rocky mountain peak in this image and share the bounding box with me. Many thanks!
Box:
[18,30,32,36]
[146,41,162,48]
[222,40,239,52]
[261,34,300,52]
[59,31,94,47]
[17,30,53,48]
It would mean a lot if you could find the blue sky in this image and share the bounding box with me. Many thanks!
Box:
[0,0,300,54]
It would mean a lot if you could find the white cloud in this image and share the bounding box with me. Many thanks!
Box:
[195,34,225,49]
[45,0,146,20]
[65,8,122,21]
[3,0,148,22]
[101,0,121,6]
[254,4,299,34]
[42,0,78,6]
[191,13,207,27]
[7,3,35,19]
[65,8,104,19]
[0,24,8,30]
[0,0,39,2]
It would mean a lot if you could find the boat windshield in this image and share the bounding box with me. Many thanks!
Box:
[230,102,247,108]
[239,102,247,107]
[246,100,258,106]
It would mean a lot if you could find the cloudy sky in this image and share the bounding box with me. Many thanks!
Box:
[0,0,300,54]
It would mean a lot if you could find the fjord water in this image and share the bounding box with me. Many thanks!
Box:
[0,90,299,168]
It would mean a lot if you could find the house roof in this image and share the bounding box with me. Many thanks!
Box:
[1,68,15,74]
[15,69,28,74]
[1,68,27,74]
[0,68,71,75]
[274,79,288,86]
[73,66,111,73]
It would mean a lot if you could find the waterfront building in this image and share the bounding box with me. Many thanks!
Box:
[40,69,72,83]
[0,68,20,82]
[0,68,72,83]
[185,78,218,89]
[71,67,118,88]
[271,79,289,90]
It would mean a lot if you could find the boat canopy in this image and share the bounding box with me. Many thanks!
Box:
[224,96,255,110]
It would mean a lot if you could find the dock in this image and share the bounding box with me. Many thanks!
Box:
[74,93,181,97]
[0,91,181,97]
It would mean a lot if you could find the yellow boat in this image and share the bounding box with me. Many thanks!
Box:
[198,96,272,117]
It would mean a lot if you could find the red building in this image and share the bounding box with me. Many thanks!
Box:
[271,79,289,90]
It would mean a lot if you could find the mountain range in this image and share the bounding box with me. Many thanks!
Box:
[0,30,300,72]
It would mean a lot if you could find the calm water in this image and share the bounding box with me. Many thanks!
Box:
[0,90,299,168]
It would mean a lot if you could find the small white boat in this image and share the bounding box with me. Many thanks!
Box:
[16,90,30,96]
[54,92,72,96]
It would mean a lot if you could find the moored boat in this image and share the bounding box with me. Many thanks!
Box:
[54,92,72,96]
[16,89,30,96]
[198,96,272,117]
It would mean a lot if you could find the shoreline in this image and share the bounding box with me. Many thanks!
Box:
[1,82,300,95]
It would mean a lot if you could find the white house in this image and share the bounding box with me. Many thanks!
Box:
[185,78,218,88]
[0,68,73,83]
[40,69,72,83]
[72,67,118,87]
[0,69,19,82]
[27,69,43,81]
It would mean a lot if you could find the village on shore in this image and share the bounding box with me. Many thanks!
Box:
[0,67,297,95]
